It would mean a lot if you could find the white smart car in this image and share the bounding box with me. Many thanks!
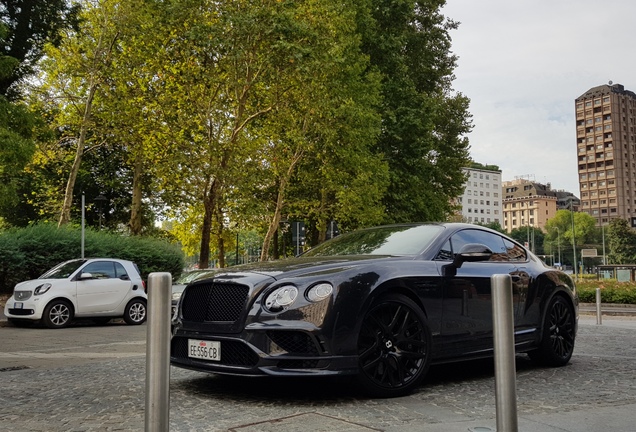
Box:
[4,258,147,329]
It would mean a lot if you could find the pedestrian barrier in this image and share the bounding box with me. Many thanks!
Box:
[145,272,172,432]
[491,274,519,432]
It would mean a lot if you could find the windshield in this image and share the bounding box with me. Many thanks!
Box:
[303,225,445,257]
[39,259,87,279]
[174,270,215,285]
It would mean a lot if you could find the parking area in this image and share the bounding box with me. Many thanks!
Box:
[0,316,635,431]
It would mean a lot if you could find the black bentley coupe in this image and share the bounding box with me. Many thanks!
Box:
[170,223,578,397]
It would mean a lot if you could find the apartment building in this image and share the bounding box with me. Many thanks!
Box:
[575,83,636,226]
[456,166,503,225]
[502,178,558,233]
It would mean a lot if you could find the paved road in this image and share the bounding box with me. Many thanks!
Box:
[0,316,635,432]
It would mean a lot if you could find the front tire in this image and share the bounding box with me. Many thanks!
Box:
[123,298,146,325]
[356,293,432,398]
[42,300,73,329]
[529,295,575,366]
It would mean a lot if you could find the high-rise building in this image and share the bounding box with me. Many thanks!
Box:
[456,166,502,225]
[502,178,558,233]
[575,83,636,226]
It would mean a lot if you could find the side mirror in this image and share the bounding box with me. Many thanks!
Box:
[79,272,93,280]
[442,243,494,277]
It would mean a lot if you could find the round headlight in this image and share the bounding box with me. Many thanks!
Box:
[34,283,52,295]
[307,283,333,302]
[264,285,298,312]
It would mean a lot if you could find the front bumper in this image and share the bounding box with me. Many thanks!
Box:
[170,327,359,377]
[4,296,45,320]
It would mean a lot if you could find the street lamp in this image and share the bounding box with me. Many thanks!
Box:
[556,227,561,267]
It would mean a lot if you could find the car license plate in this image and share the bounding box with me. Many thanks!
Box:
[14,302,23,309]
[188,339,221,361]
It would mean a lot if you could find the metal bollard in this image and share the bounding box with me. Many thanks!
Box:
[596,288,602,325]
[491,274,519,432]
[145,272,172,432]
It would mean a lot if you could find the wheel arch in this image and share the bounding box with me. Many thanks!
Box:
[44,296,76,318]
[537,286,578,340]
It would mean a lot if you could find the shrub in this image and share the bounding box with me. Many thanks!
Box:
[0,223,185,294]
[576,279,636,304]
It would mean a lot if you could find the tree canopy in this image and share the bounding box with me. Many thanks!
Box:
[4,0,476,267]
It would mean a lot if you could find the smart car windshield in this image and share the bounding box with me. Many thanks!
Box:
[303,224,445,257]
[39,259,87,279]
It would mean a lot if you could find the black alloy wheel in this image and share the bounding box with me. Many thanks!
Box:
[356,293,432,398]
[529,295,575,366]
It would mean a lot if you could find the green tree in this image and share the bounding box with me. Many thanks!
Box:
[0,0,80,99]
[606,218,636,264]
[360,0,472,223]
[35,0,133,228]
[543,210,597,267]
[152,0,385,267]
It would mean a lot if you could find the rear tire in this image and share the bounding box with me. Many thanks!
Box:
[529,295,575,366]
[123,298,146,325]
[356,293,432,398]
[42,300,73,329]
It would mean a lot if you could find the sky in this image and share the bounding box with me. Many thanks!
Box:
[440,0,636,195]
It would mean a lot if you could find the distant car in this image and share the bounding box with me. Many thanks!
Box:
[172,269,217,316]
[4,258,147,329]
[171,223,578,398]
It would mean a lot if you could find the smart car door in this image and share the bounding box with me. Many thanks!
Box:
[76,261,132,314]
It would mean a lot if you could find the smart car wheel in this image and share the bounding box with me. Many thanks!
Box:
[356,293,432,398]
[529,295,575,366]
[123,298,147,325]
[42,300,73,329]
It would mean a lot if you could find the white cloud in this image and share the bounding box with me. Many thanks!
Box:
[442,0,636,194]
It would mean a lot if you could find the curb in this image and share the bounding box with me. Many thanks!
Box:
[579,302,636,316]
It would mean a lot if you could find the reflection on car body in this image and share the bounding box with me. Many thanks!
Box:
[170,223,578,397]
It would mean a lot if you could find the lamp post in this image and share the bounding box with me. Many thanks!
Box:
[81,192,85,258]
[571,209,577,280]
[556,227,561,267]
[602,223,606,265]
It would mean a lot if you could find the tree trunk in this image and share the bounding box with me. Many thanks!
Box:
[128,153,144,234]
[198,192,214,269]
[58,83,98,227]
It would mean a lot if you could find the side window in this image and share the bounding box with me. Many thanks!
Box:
[504,238,527,261]
[450,229,509,262]
[435,240,453,261]
[82,261,116,279]
[114,262,129,279]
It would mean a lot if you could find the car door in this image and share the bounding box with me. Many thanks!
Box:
[437,229,520,358]
[76,261,133,314]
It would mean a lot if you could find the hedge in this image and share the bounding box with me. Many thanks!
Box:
[576,279,636,304]
[0,223,185,294]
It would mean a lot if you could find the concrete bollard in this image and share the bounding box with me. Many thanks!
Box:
[145,272,172,432]
[491,274,519,432]
[596,287,602,326]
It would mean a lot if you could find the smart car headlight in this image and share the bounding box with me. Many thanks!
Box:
[264,285,298,312]
[34,283,52,295]
[307,283,333,302]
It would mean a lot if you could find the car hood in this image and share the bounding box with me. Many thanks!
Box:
[14,278,67,291]
[203,255,404,283]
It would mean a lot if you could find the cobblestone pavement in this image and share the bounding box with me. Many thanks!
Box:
[0,317,635,431]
